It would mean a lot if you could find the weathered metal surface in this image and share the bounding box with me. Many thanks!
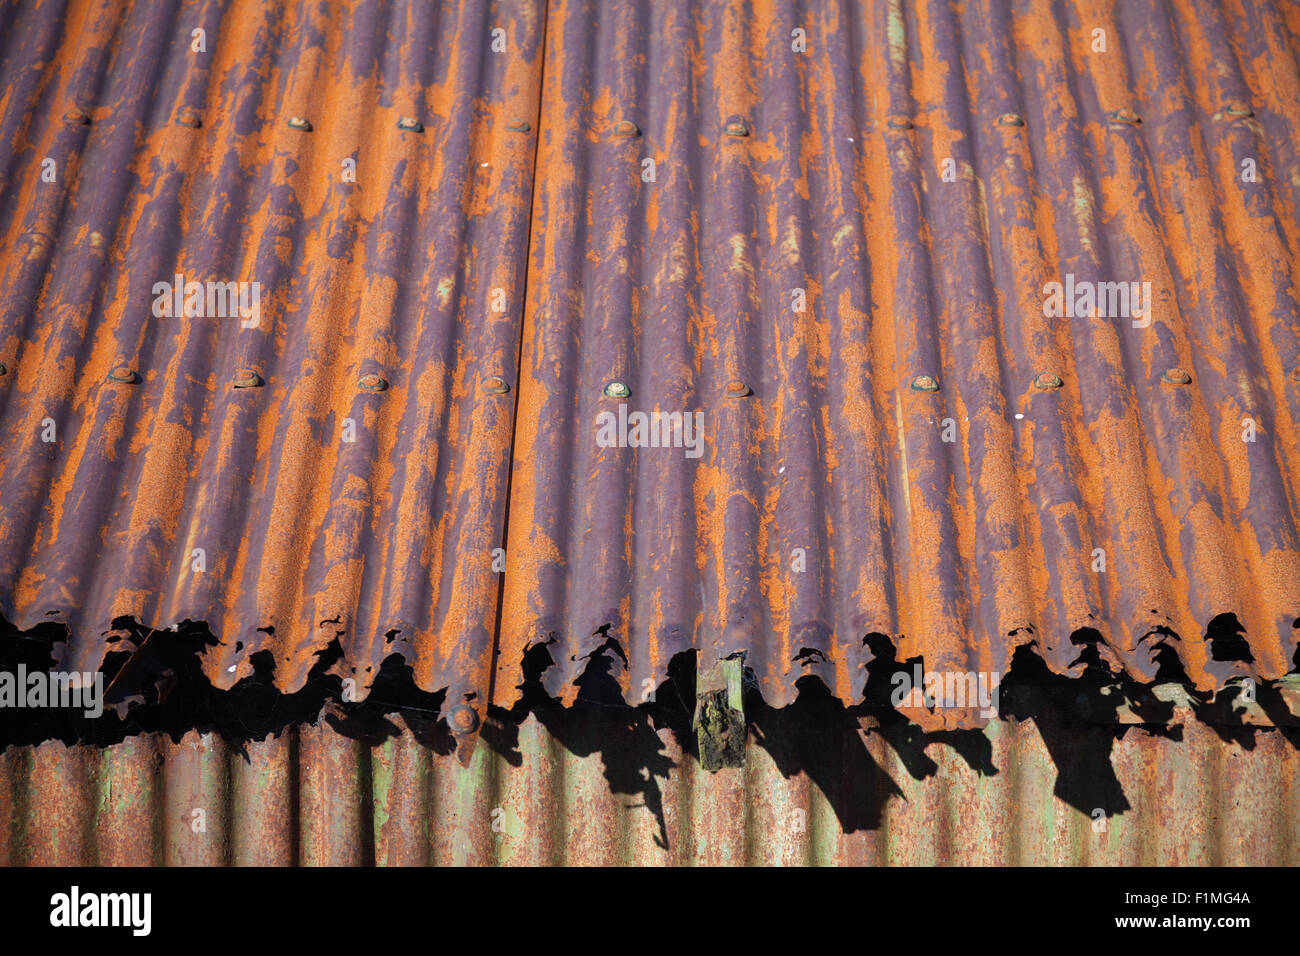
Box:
[497,0,1300,709]
[1,718,1296,865]
[1,0,1298,731]
[0,0,545,725]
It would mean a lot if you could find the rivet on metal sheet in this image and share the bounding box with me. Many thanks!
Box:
[1032,372,1063,390]
[887,115,914,130]
[1224,101,1254,118]
[507,120,531,132]
[448,704,479,734]
[64,107,90,125]
[107,366,137,384]
[397,117,423,132]
[614,119,640,137]
[604,380,631,398]
[359,373,388,392]
[998,112,1025,127]
[1161,367,1192,385]
[23,232,51,261]
[233,369,263,388]
[910,374,940,392]
[176,110,201,128]
[1108,108,1141,127]
[482,375,511,395]
[723,121,750,137]
[725,380,752,398]
[287,116,312,131]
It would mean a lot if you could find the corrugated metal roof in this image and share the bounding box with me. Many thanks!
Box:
[2,0,1299,843]
[499,0,1300,707]
[1,0,546,718]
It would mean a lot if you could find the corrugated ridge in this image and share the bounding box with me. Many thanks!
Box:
[1,718,1296,865]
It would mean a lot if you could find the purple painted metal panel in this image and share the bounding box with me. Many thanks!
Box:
[0,0,1297,750]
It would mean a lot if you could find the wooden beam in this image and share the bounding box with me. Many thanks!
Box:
[694,653,746,770]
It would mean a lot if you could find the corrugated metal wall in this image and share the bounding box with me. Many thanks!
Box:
[2,717,1296,865]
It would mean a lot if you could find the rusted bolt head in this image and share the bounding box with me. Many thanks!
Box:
[64,107,90,125]
[396,116,423,132]
[910,374,940,392]
[506,119,531,132]
[887,115,914,130]
[481,375,511,395]
[232,369,263,388]
[1032,372,1063,390]
[725,380,752,397]
[1224,101,1253,118]
[614,119,640,137]
[176,110,201,128]
[358,373,388,392]
[107,366,137,384]
[1108,107,1141,127]
[448,704,479,734]
[1161,367,1192,385]
[604,380,631,398]
[998,112,1025,127]
[287,116,312,131]
[23,232,50,261]
[723,120,750,137]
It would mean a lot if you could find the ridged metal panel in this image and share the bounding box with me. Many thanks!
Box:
[499,0,1300,707]
[1,0,1299,719]
[0,0,545,723]
[1,720,1296,865]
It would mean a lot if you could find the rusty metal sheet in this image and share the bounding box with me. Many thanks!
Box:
[0,0,545,731]
[1,0,1299,734]
[1,718,1297,865]
[498,0,1300,710]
